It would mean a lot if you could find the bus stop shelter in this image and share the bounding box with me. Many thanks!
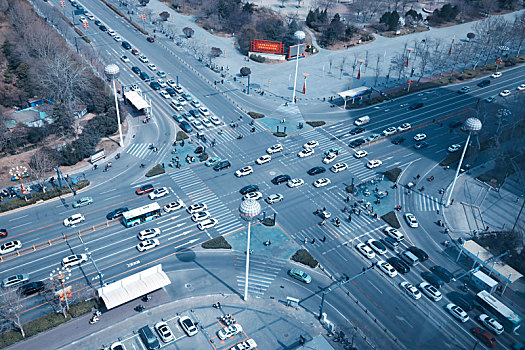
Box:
[125,90,150,112]
[97,264,171,309]
[337,86,370,109]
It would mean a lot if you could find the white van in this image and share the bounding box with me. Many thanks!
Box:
[400,250,419,266]
[354,115,370,126]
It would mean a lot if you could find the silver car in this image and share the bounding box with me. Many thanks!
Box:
[2,274,29,288]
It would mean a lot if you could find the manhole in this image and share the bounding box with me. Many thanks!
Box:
[185,283,194,291]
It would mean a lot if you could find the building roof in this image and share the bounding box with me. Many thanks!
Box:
[337,86,370,99]
[125,90,150,110]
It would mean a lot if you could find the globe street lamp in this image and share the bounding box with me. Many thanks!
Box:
[446,117,482,207]
[239,198,261,301]
[291,30,305,104]
[49,266,72,314]
[104,64,124,147]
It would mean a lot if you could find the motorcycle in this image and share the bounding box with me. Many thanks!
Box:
[89,316,100,324]
[427,176,434,182]
[237,134,243,139]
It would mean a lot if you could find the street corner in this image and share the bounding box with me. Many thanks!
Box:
[351,176,394,217]
[162,141,206,169]
[258,117,311,136]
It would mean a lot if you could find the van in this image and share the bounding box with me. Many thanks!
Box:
[400,250,419,266]
[121,41,131,50]
[354,115,370,126]
[138,325,160,350]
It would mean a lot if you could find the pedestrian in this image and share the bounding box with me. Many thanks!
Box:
[416,174,420,179]
[393,183,398,189]
[304,238,307,244]
[437,209,440,215]
[217,301,221,308]
[348,215,352,222]
[323,207,326,211]
[451,199,454,204]
[311,238,315,244]
[346,196,350,202]
[321,236,326,242]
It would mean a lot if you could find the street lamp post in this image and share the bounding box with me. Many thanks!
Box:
[239,199,261,301]
[49,267,72,314]
[104,64,124,147]
[446,118,482,207]
[291,30,305,104]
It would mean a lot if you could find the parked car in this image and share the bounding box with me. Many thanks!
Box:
[179,316,198,336]
[154,321,174,342]
[217,324,243,340]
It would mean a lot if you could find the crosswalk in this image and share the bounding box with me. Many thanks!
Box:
[169,168,244,235]
[234,253,286,296]
[398,188,441,212]
[126,143,169,159]
[198,121,267,145]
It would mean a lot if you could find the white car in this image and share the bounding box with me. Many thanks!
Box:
[190,100,201,108]
[192,120,204,130]
[157,79,167,88]
[298,148,314,158]
[149,187,169,199]
[0,241,22,255]
[138,228,161,240]
[397,123,411,132]
[235,166,253,177]
[107,29,116,36]
[266,144,283,154]
[192,211,211,222]
[198,218,218,230]
[323,152,337,164]
[159,90,170,99]
[79,15,86,22]
[303,140,319,149]
[287,178,304,188]
[383,127,397,136]
[331,162,348,173]
[491,72,502,78]
[354,150,368,158]
[174,86,184,94]
[517,84,525,91]
[313,178,331,188]
[120,55,130,62]
[400,281,421,300]
[266,193,284,204]
[499,89,511,97]
[244,191,262,200]
[198,106,210,116]
[448,144,461,153]
[113,35,122,42]
[418,282,442,302]
[130,84,140,91]
[154,321,174,343]
[187,203,207,214]
[177,96,187,105]
[64,213,85,226]
[62,254,88,267]
[167,79,176,87]
[110,342,126,350]
[366,238,387,255]
[139,55,149,63]
[413,133,427,141]
[217,323,243,340]
[384,226,405,241]
[232,339,257,350]
[147,63,157,71]
[446,303,469,323]
[256,155,271,165]
[86,14,95,20]
[210,115,221,125]
[478,314,504,335]
[355,243,375,259]
[404,213,419,228]
[171,100,183,111]
[136,238,160,252]
[179,316,198,336]
[201,118,212,128]
[378,260,398,278]
[367,159,382,169]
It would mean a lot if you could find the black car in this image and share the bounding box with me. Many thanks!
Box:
[107,207,129,220]
[349,138,366,148]
[383,236,399,250]
[0,229,7,238]
[146,36,155,43]
[166,87,176,96]
[422,271,444,289]
[121,41,131,49]
[180,121,193,133]
[391,137,405,145]
[19,281,45,296]
[271,174,291,185]
[149,81,161,90]
[94,19,102,26]
[407,246,428,262]
[139,72,150,81]
[307,166,326,176]
[409,102,424,110]
[448,292,476,311]
[189,109,200,118]
[414,141,428,150]
[213,160,231,171]
[99,25,108,32]
[349,127,365,135]
[131,66,141,74]
[240,185,259,195]
[449,120,463,128]
[477,80,490,88]
[430,266,455,283]
[387,257,410,274]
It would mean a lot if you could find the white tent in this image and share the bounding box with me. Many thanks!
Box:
[337,86,370,108]
[125,90,150,111]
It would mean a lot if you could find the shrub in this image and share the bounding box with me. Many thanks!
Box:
[273,132,287,137]
[262,217,275,226]
[202,236,232,249]
[291,249,319,268]
[248,111,264,119]
[176,131,189,140]
[183,27,194,38]
[306,121,325,127]
[67,299,99,318]
[145,164,165,177]
[199,153,209,162]
[383,168,402,183]
[240,67,251,76]
[249,54,265,63]
[381,211,400,229]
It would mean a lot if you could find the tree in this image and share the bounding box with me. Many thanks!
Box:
[159,11,169,21]
[138,0,149,5]
[0,289,26,338]
[240,67,251,76]
[373,54,382,86]
[210,47,222,58]
[183,27,194,38]
[405,9,422,25]
[29,148,56,192]
[379,11,400,31]
[467,32,475,41]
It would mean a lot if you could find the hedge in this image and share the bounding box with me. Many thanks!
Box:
[383,168,402,183]
[199,153,209,162]
[291,249,318,268]
[273,132,287,137]
[381,211,400,229]
[201,236,232,249]
[145,164,165,177]
[306,121,325,127]
[248,112,265,119]
[176,131,189,141]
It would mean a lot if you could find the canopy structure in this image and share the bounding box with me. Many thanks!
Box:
[337,86,370,109]
[125,90,150,111]
[97,264,170,310]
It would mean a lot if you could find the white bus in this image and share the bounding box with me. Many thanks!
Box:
[476,290,522,333]
[122,202,161,228]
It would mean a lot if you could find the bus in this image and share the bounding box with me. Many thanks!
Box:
[476,290,522,333]
[122,202,162,228]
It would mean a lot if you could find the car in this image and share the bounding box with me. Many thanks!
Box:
[320,210,331,219]
[478,80,491,87]
[136,184,154,195]
[244,191,262,200]
[267,144,283,154]
[313,178,331,188]
[190,100,201,108]
[388,257,410,274]
[404,213,418,227]
[449,292,475,312]
[322,152,337,164]
[449,120,463,128]
[413,133,426,142]
[397,123,411,132]
[331,162,348,173]
[240,185,259,195]
[147,36,155,43]
[407,246,428,262]
[163,200,185,213]
[367,238,387,255]
[63,213,85,227]
[422,271,444,289]
[517,84,525,91]
[288,268,311,283]
[94,19,103,26]
[0,240,22,255]
[19,281,45,296]
[367,159,382,169]
[72,196,93,208]
[458,86,470,94]
[86,14,95,20]
[139,72,150,81]
[213,160,231,171]
[448,144,461,153]
[232,339,257,350]
[189,109,200,118]
[485,96,496,103]
[113,35,122,42]
[166,79,177,87]
[266,193,284,204]
[349,127,365,135]
[298,148,314,158]
[287,178,304,188]
[131,66,141,74]
[325,147,342,155]
[500,89,511,97]
[366,133,381,142]
[130,84,141,92]
[400,281,421,300]
[149,82,161,90]
[471,327,498,347]
[210,115,221,125]
[356,243,375,259]
[187,203,207,214]
[192,211,211,222]
[99,25,108,32]
[154,321,174,343]
[147,64,157,71]
[120,55,130,63]
[171,100,183,111]
[414,141,428,150]
[179,121,193,133]
[409,102,424,110]
[131,48,139,55]
[418,282,442,301]
[106,207,129,220]
[192,120,204,131]
[179,315,198,336]
[62,254,88,267]
[205,157,221,167]
[377,260,397,278]
[479,314,504,335]
[138,228,161,240]
[149,187,169,199]
[391,137,405,145]
[198,106,210,116]
[384,226,405,241]
[172,114,184,123]
[349,138,366,148]
[272,174,291,185]
[303,140,319,149]
[383,127,397,136]
[217,323,243,340]
[2,274,29,288]
[446,303,469,323]
[107,29,116,36]
[0,229,7,238]
[181,93,192,101]
[136,238,160,252]
[307,166,326,175]
[159,90,170,99]
[201,118,212,128]
[157,79,167,88]
[430,266,455,283]
[354,150,368,158]
[198,218,218,230]
[491,72,502,78]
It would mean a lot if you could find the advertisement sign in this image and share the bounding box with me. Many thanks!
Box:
[250,40,283,55]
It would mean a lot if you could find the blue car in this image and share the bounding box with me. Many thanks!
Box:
[173,114,184,123]
[288,268,311,284]
[180,121,193,133]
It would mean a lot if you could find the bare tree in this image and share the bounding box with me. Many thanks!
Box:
[328,55,334,74]
[373,54,382,86]
[29,149,55,192]
[512,12,525,56]
[0,289,26,338]
[339,56,347,79]
[364,50,369,73]
[351,54,358,76]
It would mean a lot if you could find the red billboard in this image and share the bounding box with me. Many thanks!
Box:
[250,39,283,55]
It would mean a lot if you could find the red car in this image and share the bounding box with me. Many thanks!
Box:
[471,327,497,348]
[136,184,154,195]
[131,48,139,55]
[0,229,7,238]
[147,36,155,43]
